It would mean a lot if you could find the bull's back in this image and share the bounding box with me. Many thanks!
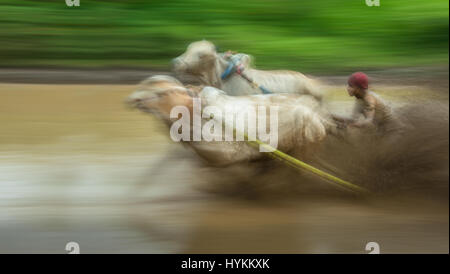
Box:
[239,69,322,99]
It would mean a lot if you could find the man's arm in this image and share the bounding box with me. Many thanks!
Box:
[331,114,354,129]
[349,96,376,128]
[331,114,353,123]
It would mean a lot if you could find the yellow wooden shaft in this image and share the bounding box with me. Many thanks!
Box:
[245,137,369,194]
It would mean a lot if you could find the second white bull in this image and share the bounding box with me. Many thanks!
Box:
[172,40,323,100]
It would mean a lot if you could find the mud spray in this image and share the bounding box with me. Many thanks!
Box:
[194,100,449,200]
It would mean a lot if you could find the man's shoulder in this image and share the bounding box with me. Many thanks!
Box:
[364,91,379,105]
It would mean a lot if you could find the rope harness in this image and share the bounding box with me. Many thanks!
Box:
[220,52,273,94]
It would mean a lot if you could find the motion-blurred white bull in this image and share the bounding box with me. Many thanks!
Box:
[127,75,332,167]
[172,40,323,100]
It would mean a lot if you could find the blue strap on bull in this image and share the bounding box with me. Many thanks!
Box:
[221,54,241,80]
[221,53,272,94]
[221,62,236,80]
[259,85,272,94]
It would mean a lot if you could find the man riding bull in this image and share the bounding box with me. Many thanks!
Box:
[332,72,401,135]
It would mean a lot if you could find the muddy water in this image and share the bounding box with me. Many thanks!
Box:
[0,83,448,253]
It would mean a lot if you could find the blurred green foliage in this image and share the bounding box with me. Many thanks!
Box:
[0,0,448,73]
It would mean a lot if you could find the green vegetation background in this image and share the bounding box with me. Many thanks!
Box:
[0,0,448,73]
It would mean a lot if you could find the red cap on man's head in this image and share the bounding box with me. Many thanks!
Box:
[348,72,369,89]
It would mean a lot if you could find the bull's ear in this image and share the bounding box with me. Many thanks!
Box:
[240,54,254,68]
[204,53,217,63]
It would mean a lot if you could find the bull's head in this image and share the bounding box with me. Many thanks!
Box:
[172,41,255,89]
[126,75,194,123]
[172,40,218,77]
